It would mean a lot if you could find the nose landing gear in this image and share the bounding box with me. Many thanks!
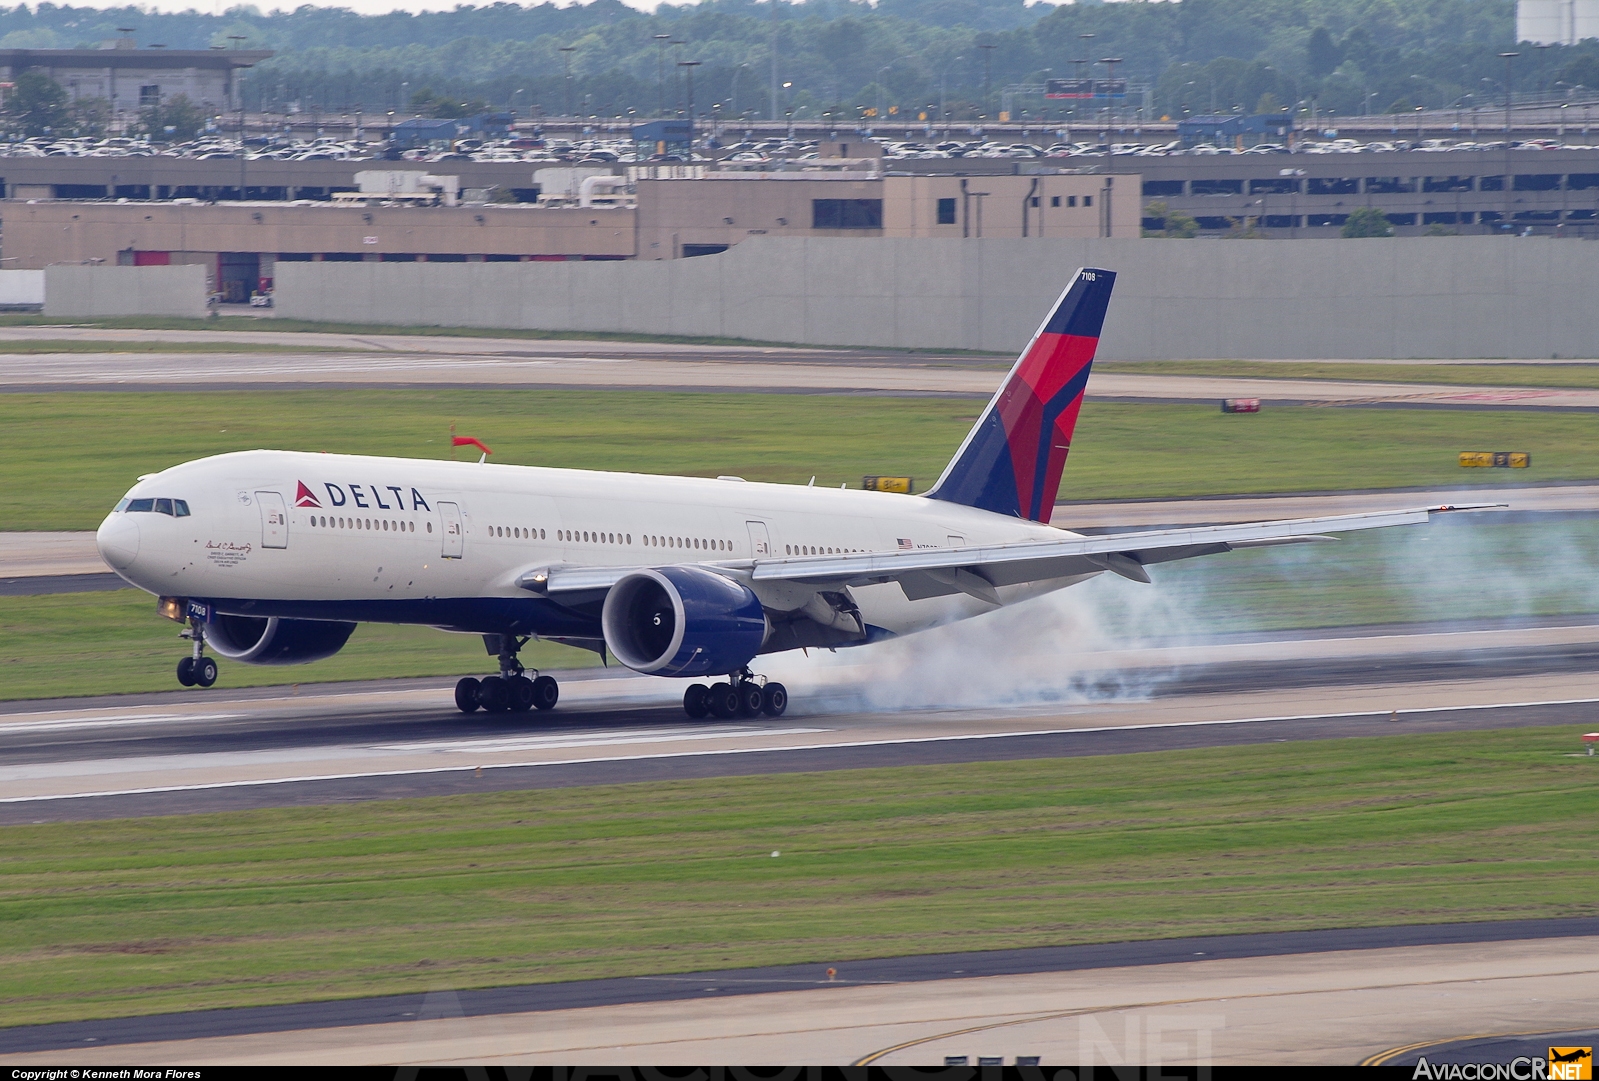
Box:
[175,619,218,688]
[455,634,558,715]
[684,669,787,719]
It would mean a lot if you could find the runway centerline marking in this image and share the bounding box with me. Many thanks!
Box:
[3,693,1594,806]
[0,712,246,733]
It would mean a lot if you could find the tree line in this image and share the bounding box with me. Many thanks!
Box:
[1,0,1596,131]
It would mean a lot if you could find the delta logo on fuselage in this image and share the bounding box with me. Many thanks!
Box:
[295,480,432,513]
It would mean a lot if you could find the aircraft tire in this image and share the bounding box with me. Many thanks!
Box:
[509,675,536,712]
[705,682,738,719]
[531,675,559,711]
[477,675,508,713]
[176,657,197,687]
[455,677,481,713]
[194,656,218,688]
[736,683,764,718]
[761,682,788,717]
[683,683,710,719]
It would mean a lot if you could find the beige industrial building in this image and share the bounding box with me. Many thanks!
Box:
[5,201,634,302]
[635,173,1136,258]
[0,170,1138,300]
[0,40,271,118]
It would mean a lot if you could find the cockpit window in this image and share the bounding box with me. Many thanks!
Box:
[119,498,188,516]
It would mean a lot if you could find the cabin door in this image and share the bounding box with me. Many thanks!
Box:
[746,521,773,558]
[257,491,288,549]
[439,501,465,559]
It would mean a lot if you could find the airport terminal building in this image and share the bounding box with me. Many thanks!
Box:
[6,142,1599,303]
[0,170,1137,299]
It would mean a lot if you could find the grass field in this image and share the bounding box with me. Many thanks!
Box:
[4,391,1595,532]
[1096,359,1599,389]
[6,516,1593,702]
[0,727,1592,1028]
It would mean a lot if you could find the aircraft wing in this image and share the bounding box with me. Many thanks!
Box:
[525,503,1502,604]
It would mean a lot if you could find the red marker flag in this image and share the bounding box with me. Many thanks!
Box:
[452,436,493,457]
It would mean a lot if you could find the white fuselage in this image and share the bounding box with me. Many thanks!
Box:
[98,449,1099,646]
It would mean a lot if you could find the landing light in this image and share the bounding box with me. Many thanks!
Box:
[158,596,187,623]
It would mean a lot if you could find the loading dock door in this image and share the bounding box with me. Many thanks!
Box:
[257,491,288,549]
[439,501,464,558]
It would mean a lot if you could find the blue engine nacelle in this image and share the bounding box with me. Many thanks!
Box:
[207,613,357,665]
[601,566,768,677]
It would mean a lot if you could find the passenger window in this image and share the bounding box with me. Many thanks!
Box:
[154,498,173,516]
[174,499,190,517]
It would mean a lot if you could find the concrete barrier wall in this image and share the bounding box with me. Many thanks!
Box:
[43,264,208,320]
[275,236,1599,359]
[0,270,43,307]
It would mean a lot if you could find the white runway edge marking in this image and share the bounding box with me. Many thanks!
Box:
[0,713,246,734]
[2,694,1592,806]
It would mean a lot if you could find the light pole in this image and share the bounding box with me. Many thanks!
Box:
[679,59,701,139]
[731,63,747,122]
[670,41,685,114]
[978,43,996,120]
[940,56,963,131]
[1499,51,1519,230]
[768,8,779,123]
[875,55,913,135]
[1500,51,1519,135]
[560,46,576,118]
[1074,33,1094,134]
[653,34,671,117]
[1416,104,1424,141]
[229,37,249,197]
[1100,57,1123,136]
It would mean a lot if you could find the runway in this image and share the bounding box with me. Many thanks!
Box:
[4,616,1596,823]
[5,926,1597,1064]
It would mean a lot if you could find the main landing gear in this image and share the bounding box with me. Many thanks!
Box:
[455,634,558,715]
[175,619,218,688]
[683,670,787,719]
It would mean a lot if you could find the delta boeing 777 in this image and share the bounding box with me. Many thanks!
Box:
[95,269,1489,718]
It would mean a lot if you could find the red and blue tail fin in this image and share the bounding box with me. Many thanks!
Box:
[926,268,1116,522]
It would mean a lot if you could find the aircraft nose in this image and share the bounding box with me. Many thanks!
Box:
[96,513,140,570]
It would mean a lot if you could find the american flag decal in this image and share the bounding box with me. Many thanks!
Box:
[898,538,914,550]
